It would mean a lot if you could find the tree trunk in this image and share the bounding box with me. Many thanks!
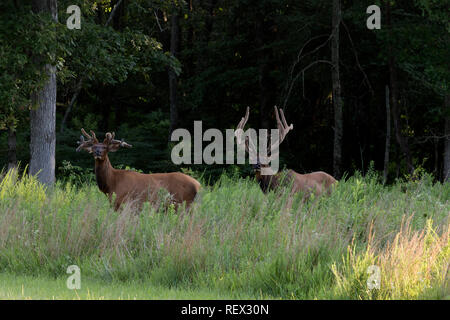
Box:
[7,126,17,171]
[332,0,343,179]
[388,59,414,175]
[168,11,180,140]
[433,137,439,178]
[444,95,450,182]
[385,0,414,176]
[383,85,391,184]
[30,0,58,186]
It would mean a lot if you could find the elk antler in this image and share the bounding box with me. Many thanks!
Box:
[105,132,132,148]
[80,128,99,143]
[76,128,99,152]
[267,106,293,158]
[235,107,258,158]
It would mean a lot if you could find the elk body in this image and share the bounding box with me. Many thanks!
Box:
[77,129,201,211]
[235,107,337,198]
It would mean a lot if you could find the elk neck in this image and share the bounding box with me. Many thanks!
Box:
[255,169,295,193]
[255,170,279,193]
[94,155,114,194]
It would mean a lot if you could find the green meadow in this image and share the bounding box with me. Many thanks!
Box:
[0,272,265,300]
[0,169,448,300]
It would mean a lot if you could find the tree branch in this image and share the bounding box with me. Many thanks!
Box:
[282,60,333,109]
[106,0,124,27]
[154,10,166,32]
[342,21,374,96]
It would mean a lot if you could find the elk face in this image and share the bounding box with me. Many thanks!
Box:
[252,162,261,171]
[252,157,270,173]
[91,143,109,160]
[252,159,264,180]
[76,129,132,160]
[253,158,275,182]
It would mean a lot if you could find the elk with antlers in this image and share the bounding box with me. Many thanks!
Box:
[235,107,337,198]
[76,129,201,211]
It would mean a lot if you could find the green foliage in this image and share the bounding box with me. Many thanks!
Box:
[415,0,450,32]
[0,170,448,299]
[0,0,176,148]
[0,2,62,130]
[58,160,94,185]
[0,272,263,299]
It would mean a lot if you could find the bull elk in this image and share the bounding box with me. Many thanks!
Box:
[76,129,201,211]
[235,107,337,198]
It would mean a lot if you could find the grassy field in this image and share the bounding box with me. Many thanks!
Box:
[0,169,448,300]
[0,272,268,299]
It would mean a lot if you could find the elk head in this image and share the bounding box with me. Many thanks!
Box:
[235,106,293,175]
[76,128,132,160]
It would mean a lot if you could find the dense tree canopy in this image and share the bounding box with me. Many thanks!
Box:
[0,0,448,183]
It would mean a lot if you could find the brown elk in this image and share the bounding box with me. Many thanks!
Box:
[235,106,337,198]
[76,129,201,211]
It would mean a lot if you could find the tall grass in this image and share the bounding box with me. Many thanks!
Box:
[0,168,448,299]
[332,218,449,299]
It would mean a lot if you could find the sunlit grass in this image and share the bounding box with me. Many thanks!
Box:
[0,272,265,300]
[332,218,449,300]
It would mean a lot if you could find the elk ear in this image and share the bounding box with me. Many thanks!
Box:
[77,145,93,153]
[107,142,121,153]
